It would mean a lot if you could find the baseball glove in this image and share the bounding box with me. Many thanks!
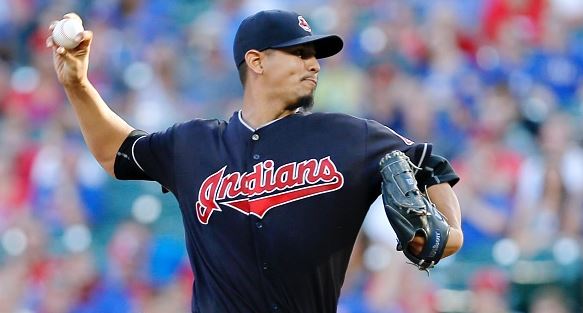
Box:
[379,150,450,271]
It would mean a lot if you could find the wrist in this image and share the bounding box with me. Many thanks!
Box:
[63,77,90,89]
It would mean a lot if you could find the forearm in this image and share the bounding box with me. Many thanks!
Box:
[427,183,463,257]
[64,79,134,176]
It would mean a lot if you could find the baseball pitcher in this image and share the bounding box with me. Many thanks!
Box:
[47,9,463,313]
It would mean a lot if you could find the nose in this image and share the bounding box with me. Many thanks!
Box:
[306,56,320,73]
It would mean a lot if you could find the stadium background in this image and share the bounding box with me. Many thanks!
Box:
[0,0,582,312]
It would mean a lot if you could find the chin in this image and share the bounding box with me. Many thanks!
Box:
[288,94,314,111]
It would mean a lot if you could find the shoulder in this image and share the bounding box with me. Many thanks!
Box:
[176,118,226,129]
[305,112,393,130]
[167,118,227,134]
[145,119,226,145]
[302,111,368,129]
[300,112,406,140]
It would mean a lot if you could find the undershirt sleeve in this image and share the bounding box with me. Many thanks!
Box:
[415,154,460,188]
[114,130,152,181]
[364,119,459,199]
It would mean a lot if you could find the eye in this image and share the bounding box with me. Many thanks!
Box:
[288,47,315,59]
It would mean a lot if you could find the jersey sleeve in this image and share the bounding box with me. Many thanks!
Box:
[364,119,432,200]
[365,119,431,173]
[114,125,176,192]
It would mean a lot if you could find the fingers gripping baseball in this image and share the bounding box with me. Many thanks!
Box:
[46,13,93,86]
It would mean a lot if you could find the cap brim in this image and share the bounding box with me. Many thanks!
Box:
[271,34,343,59]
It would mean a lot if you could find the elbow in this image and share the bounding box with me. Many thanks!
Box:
[94,153,117,177]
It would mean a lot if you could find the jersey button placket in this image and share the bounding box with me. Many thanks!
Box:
[251,132,260,160]
[249,131,273,307]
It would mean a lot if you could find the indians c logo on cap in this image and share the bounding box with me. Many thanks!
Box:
[298,16,311,32]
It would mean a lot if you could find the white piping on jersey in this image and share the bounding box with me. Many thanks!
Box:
[414,143,428,174]
[238,109,299,131]
[132,135,147,172]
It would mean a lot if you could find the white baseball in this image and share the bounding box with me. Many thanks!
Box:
[52,18,84,49]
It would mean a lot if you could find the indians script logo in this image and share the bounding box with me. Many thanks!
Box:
[195,157,344,224]
[298,16,312,32]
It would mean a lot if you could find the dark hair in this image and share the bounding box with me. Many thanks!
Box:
[237,62,248,87]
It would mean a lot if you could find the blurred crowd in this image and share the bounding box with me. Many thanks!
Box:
[1,0,583,312]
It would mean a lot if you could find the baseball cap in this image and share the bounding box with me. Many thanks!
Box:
[233,10,344,67]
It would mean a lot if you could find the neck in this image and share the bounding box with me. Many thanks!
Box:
[240,87,296,129]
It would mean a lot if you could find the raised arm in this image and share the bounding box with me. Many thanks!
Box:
[46,13,134,176]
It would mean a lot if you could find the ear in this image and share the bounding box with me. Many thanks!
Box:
[244,50,263,74]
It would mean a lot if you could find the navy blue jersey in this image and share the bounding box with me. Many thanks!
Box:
[117,111,434,313]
